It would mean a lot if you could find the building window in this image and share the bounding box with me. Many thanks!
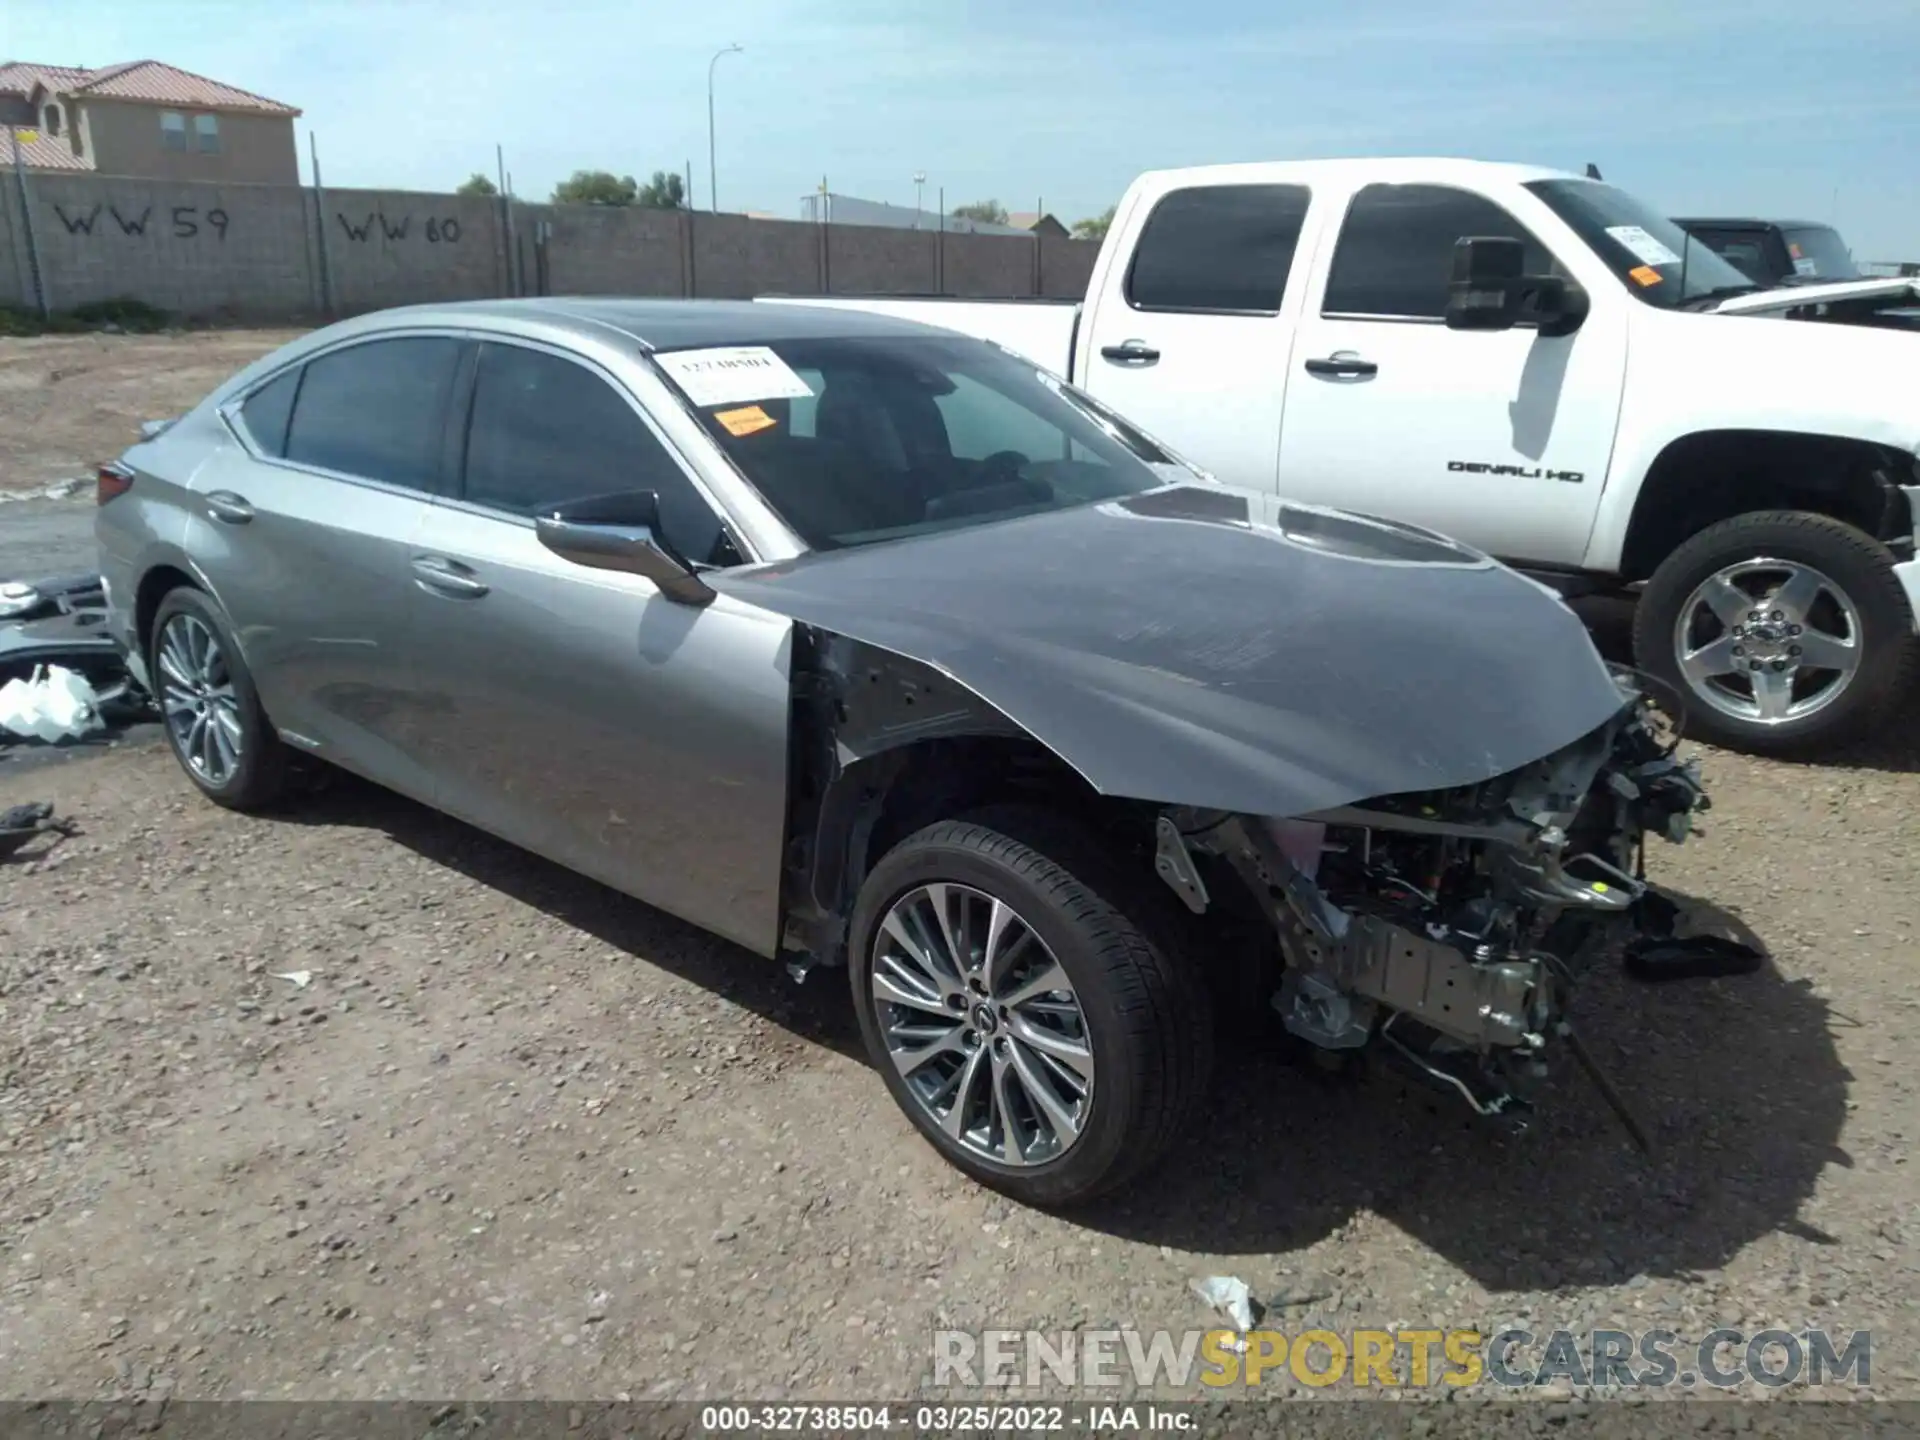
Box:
[161,110,187,150]
[194,113,220,154]
[42,103,62,136]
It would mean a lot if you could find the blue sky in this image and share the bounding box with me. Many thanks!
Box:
[8,0,1920,257]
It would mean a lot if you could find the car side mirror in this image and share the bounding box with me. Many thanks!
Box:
[1446,236,1589,337]
[534,490,716,607]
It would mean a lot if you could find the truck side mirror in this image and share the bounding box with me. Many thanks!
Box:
[1446,236,1590,338]
[1446,236,1526,331]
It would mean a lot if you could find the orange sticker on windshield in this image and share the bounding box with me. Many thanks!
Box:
[1629,264,1664,287]
[714,404,777,437]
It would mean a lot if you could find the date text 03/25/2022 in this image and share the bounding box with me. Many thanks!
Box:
[699,1405,1191,1433]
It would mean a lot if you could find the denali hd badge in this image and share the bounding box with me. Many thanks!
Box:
[1449,461,1585,483]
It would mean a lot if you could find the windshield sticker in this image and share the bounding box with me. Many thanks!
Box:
[1793,257,1820,277]
[1628,264,1664,287]
[714,403,779,438]
[655,346,814,407]
[1605,225,1683,268]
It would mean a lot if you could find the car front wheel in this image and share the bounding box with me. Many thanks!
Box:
[1634,510,1919,754]
[848,810,1211,1208]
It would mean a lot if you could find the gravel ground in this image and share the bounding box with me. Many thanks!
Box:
[0,723,1916,1410]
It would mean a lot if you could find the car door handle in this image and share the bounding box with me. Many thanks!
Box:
[410,555,490,599]
[205,490,254,524]
[1303,353,1378,378]
[1099,339,1161,365]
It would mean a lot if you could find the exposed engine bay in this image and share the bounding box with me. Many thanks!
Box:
[1158,670,1709,1140]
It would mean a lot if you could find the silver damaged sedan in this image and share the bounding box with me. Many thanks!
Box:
[98,299,1711,1205]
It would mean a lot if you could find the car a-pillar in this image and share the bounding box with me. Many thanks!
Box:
[1620,430,1920,753]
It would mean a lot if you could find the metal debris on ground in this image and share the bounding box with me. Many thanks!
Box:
[0,801,78,861]
[1622,887,1766,981]
[1188,1275,1259,1332]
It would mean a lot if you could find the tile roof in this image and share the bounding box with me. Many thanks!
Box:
[3,127,95,171]
[0,63,97,97]
[0,58,299,116]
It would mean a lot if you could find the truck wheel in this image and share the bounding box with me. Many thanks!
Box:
[1634,511,1918,754]
[847,809,1211,1208]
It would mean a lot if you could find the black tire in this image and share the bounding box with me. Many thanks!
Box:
[1633,511,1919,755]
[149,587,288,810]
[847,808,1212,1208]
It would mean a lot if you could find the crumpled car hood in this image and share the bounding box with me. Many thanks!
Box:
[713,484,1631,818]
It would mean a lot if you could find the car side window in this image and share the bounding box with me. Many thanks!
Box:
[1126,184,1312,313]
[1323,184,1555,320]
[238,367,300,457]
[284,337,462,489]
[463,343,732,566]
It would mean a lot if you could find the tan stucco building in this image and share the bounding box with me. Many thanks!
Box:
[0,59,300,183]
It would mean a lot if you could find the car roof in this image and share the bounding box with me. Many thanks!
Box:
[313,296,948,352]
[1673,217,1832,232]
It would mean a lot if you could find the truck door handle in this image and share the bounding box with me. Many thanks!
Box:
[1304,354,1378,379]
[1099,339,1161,365]
[410,554,490,599]
[204,490,254,524]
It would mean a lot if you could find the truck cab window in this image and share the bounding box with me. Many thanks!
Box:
[1323,184,1553,321]
[1125,184,1312,314]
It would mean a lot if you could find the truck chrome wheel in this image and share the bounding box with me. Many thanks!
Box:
[870,882,1094,1167]
[1673,557,1861,726]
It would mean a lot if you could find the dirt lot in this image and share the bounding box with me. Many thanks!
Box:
[0,724,1916,1409]
[0,330,302,494]
[2,330,1918,1418]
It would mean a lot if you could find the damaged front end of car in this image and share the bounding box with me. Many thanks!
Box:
[1163,671,1707,1139]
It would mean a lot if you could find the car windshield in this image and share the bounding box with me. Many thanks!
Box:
[1781,225,1858,281]
[1526,179,1756,309]
[653,333,1190,551]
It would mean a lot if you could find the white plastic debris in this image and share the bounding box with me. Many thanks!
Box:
[1189,1275,1257,1333]
[0,664,104,743]
[272,970,313,990]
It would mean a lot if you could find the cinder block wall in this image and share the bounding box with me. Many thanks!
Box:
[320,187,509,312]
[11,173,320,316]
[0,173,1101,320]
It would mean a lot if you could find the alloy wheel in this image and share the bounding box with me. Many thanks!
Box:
[157,613,244,785]
[1673,557,1862,726]
[870,882,1094,1166]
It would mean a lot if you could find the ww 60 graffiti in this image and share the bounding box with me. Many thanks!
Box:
[336,211,462,243]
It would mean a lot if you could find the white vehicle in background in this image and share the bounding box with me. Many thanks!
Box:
[768,158,1920,754]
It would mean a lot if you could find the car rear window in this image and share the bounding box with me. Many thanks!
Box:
[284,337,462,491]
[237,368,299,457]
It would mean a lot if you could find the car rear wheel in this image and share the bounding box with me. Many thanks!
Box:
[150,588,288,810]
[1634,511,1919,754]
[848,809,1211,1207]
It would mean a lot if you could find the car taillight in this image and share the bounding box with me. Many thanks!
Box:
[97,462,135,505]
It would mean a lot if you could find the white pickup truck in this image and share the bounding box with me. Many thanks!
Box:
[767,158,1920,754]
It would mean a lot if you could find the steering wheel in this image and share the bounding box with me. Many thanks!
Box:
[978,450,1028,483]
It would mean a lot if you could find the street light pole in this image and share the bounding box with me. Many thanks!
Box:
[914,170,926,229]
[707,43,742,213]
